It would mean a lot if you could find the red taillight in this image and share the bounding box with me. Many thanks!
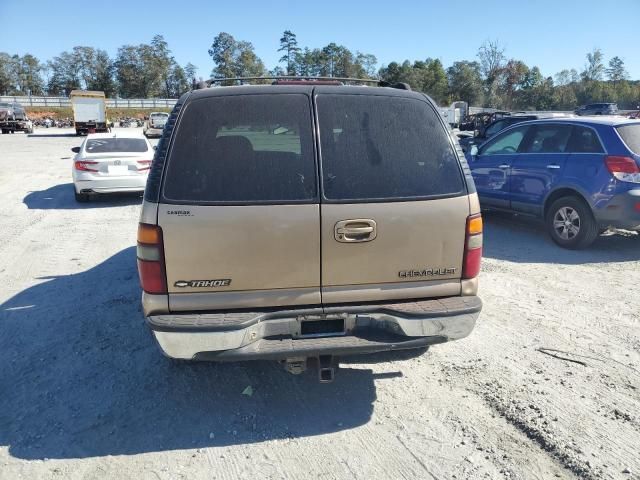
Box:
[605,156,639,174]
[137,223,167,294]
[605,156,640,183]
[463,214,483,279]
[137,160,152,171]
[74,160,99,172]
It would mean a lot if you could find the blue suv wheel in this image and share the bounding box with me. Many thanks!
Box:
[545,196,598,249]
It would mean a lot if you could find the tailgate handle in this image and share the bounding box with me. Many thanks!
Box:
[335,219,377,243]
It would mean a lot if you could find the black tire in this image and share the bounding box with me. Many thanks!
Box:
[546,196,598,249]
[74,191,89,203]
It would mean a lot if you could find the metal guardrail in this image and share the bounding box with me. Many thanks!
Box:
[0,95,178,109]
[3,95,636,116]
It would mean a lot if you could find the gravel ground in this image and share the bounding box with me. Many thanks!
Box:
[1,129,639,480]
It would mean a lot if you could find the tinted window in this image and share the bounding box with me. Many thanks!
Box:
[316,94,464,201]
[85,138,148,153]
[567,126,604,153]
[163,94,316,203]
[522,125,572,153]
[481,126,529,155]
[484,120,506,137]
[616,124,640,155]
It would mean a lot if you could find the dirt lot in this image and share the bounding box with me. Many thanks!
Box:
[1,129,639,480]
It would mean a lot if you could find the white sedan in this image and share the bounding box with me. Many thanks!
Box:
[71,132,154,202]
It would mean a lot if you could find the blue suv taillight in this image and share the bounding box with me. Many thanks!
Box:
[605,156,640,183]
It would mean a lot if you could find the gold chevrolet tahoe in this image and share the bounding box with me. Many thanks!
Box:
[137,79,482,381]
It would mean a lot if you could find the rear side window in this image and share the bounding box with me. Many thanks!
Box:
[163,94,316,204]
[522,125,572,153]
[567,126,604,153]
[85,138,148,153]
[616,124,640,155]
[316,94,464,201]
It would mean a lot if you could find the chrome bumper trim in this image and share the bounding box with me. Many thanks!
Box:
[149,300,480,360]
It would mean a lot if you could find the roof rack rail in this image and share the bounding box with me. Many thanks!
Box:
[377,81,412,90]
[193,76,411,91]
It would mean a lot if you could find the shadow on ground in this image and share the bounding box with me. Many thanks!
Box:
[0,247,380,460]
[483,211,640,264]
[23,183,143,210]
[27,132,78,138]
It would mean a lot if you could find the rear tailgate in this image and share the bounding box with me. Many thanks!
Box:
[315,91,469,304]
[82,137,153,175]
[150,114,168,129]
[85,154,151,176]
[157,93,321,311]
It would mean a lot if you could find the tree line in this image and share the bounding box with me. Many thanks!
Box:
[1,31,638,110]
[0,35,196,99]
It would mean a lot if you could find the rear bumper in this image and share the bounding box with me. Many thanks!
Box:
[74,175,147,194]
[144,127,164,137]
[145,296,482,360]
[595,189,640,230]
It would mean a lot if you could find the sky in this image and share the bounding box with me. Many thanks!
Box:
[1,0,639,80]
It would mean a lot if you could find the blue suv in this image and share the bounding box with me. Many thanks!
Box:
[468,117,640,249]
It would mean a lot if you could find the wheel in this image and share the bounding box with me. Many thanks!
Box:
[74,191,89,203]
[546,196,598,249]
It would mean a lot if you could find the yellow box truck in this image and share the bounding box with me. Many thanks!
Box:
[69,90,110,135]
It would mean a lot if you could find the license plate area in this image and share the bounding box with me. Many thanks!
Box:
[298,316,346,338]
[108,165,129,175]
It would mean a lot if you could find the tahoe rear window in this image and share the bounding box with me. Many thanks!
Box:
[316,94,464,201]
[163,94,316,203]
[616,124,640,155]
[85,138,148,153]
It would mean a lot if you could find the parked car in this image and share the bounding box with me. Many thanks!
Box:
[143,112,169,138]
[0,101,28,134]
[0,101,26,122]
[575,103,618,116]
[137,80,483,380]
[468,117,640,248]
[71,132,154,202]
